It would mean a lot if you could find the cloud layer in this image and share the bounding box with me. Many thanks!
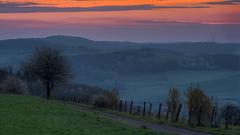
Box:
[203,0,240,5]
[0,1,208,13]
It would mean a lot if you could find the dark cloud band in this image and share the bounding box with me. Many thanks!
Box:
[0,2,208,13]
[204,0,240,5]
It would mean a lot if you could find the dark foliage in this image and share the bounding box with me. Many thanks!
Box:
[186,85,213,126]
[221,104,240,129]
[93,96,109,108]
[166,87,181,122]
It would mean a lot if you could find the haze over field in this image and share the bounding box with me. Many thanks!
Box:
[0,36,239,103]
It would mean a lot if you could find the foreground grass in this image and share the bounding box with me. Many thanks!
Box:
[0,94,171,135]
[95,107,240,135]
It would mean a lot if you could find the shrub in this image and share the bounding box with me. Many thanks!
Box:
[221,104,240,129]
[104,88,119,109]
[186,85,213,126]
[93,96,109,108]
[93,88,119,109]
[1,76,29,95]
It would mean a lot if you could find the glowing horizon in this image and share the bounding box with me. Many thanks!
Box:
[0,0,239,42]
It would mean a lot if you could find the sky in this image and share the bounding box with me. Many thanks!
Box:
[0,0,240,42]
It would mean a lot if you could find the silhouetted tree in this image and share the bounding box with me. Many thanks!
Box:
[23,47,71,99]
[167,87,181,122]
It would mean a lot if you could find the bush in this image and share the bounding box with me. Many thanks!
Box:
[93,88,119,109]
[93,96,109,108]
[0,76,29,95]
[104,88,119,109]
[221,104,240,129]
[0,68,8,84]
[167,87,181,122]
[186,85,213,126]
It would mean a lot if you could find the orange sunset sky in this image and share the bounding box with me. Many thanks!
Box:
[0,0,240,42]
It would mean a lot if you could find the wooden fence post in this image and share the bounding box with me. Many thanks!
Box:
[166,105,170,120]
[149,103,152,116]
[158,103,162,120]
[211,106,216,128]
[197,105,203,126]
[124,101,127,112]
[119,100,122,112]
[115,100,118,110]
[87,96,90,104]
[71,96,74,102]
[78,96,80,103]
[74,96,76,103]
[143,101,146,117]
[129,100,133,114]
[176,104,182,121]
[85,96,87,104]
[137,105,140,115]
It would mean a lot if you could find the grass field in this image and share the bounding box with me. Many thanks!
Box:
[0,94,171,135]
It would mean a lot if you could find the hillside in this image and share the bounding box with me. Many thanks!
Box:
[0,94,170,135]
[0,36,240,102]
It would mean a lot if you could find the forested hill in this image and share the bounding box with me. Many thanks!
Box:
[0,35,240,73]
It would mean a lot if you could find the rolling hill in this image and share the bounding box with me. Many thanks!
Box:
[0,35,240,102]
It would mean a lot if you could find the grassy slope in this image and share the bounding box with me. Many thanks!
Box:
[102,109,240,135]
[0,94,170,135]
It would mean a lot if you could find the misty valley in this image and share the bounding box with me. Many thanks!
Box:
[0,35,239,104]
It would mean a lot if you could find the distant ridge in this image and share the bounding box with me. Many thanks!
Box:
[45,35,94,43]
[1,35,240,55]
[2,35,240,44]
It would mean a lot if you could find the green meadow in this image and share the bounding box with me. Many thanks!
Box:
[0,94,171,135]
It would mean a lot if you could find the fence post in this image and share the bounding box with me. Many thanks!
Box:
[71,96,74,102]
[137,105,140,115]
[143,101,146,117]
[78,96,80,103]
[74,96,76,103]
[124,101,127,112]
[87,96,90,104]
[81,96,84,104]
[149,103,152,116]
[115,100,118,110]
[176,104,182,121]
[158,103,162,120]
[211,106,216,127]
[197,105,203,126]
[129,100,133,114]
[119,100,122,112]
[166,105,170,120]
[85,96,87,104]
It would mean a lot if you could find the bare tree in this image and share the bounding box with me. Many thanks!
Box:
[167,87,181,122]
[23,47,71,99]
